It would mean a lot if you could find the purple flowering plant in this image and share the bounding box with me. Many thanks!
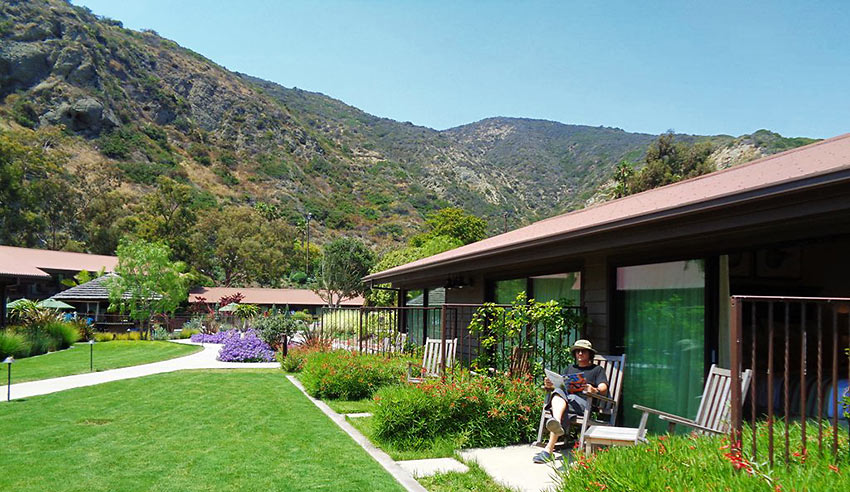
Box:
[191,329,275,362]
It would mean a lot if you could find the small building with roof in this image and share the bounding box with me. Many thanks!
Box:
[0,246,117,327]
[188,287,364,314]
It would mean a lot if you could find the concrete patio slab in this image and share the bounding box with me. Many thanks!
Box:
[458,444,565,492]
[397,457,469,477]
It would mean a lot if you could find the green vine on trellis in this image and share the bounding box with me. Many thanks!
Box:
[468,292,584,374]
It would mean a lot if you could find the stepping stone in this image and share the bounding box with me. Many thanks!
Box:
[396,457,469,477]
[345,412,373,418]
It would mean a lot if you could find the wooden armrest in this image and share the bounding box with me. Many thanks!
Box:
[584,392,616,405]
[658,415,722,435]
[632,404,694,423]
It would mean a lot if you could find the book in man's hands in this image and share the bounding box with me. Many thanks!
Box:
[544,369,587,393]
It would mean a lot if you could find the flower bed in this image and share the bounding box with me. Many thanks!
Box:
[299,350,407,400]
[372,373,541,450]
[190,329,275,362]
[558,423,850,492]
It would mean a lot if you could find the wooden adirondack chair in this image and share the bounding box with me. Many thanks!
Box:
[633,364,753,435]
[407,337,457,383]
[534,353,626,450]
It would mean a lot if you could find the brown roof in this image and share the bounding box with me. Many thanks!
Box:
[188,287,364,306]
[366,133,850,282]
[0,246,118,280]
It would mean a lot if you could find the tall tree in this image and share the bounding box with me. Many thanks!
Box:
[190,206,295,286]
[135,176,197,261]
[314,237,375,307]
[106,239,188,336]
[627,132,715,194]
[410,207,487,247]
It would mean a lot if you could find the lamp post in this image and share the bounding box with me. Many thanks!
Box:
[305,212,313,278]
[3,356,13,401]
[89,339,95,372]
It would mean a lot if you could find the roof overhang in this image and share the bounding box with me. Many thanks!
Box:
[366,166,850,288]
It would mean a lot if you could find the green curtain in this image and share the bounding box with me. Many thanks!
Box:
[494,279,525,304]
[533,273,581,305]
[405,290,424,345]
[618,260,705,434]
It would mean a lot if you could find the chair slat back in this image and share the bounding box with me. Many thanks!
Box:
[694,364,753,433]
[422,338,457,377]
[508,346,533,378]
[593,353,626,425]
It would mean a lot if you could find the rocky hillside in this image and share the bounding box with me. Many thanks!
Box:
[0,0,818,255]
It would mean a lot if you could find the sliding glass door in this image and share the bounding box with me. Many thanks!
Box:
[617,259,706,433]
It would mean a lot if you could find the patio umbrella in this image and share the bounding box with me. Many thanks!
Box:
[5,298,30,309]
[218,303,239,312]
[37,299,76,310]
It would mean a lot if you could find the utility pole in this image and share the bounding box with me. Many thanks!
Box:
[305,213,313,278]
[503,211,509,233]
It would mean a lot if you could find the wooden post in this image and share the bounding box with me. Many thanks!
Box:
[439,304,447,380]
[729,297,743,452]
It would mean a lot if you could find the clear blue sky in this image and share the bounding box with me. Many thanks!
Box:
[73,0,848,139]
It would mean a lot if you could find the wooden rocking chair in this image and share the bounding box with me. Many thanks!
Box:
[534,353,626,451]
[633,364,753,435]
[407,337,457,383]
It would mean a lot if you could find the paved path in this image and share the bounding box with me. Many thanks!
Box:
[2,340,279,401]
[459,445,566,492]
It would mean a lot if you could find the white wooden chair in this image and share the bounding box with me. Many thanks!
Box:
[633,364,753,435]
[407,337,457,383]
[534,353,626,451]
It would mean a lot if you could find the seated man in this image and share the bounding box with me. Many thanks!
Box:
[533,339,609,463]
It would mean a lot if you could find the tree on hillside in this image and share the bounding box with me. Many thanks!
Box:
[367,235,462,306]
[624,132,715,195]
[135,176,197,261]
[106,239,188,337]
[0,127,76,248]
[410,207,487,247]
[190,206,295,287]
[314,237,375,307]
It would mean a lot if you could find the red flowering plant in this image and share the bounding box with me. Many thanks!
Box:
[372,371,542,450]
[299,350,407,400]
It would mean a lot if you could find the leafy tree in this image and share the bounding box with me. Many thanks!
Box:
[612,160,635,199]
[367,235,462,306]
[254,311,304,356]
[190,206,295,286]
[0,127,75,247]
[314,237,375,307]
[134,176,198,261]
[106,239,188,336]
[61,267,106,288]
[410,207,487,246]
[627,133,715,195]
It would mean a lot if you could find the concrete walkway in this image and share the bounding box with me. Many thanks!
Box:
[2,340,279,401]
[459,445,566,492]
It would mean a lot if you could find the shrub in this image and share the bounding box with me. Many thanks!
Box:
[372,373,541,450]
[278,346,307,372]
[0,331,30,359]
[44,321,80,349]
[191,330,240,344]
[217,329,275,362]
[93,332,116,342]
[151,326,170,340]
[254,312,303,353]
[319,309,359,336]
[300,351,406,400]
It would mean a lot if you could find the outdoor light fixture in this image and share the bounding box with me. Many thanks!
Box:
[89,339,95,372]
[3,356,13,401]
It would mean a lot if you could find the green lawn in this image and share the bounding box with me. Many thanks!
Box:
[325,397,376,415]
[7,341,202,383]
[0,370,404,492]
